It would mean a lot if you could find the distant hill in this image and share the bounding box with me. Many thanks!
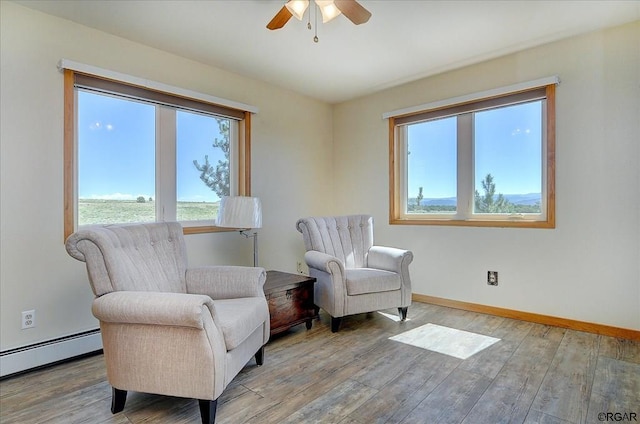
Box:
[421,197,456,206]
[502,193,541,205]
[416,193,541,206]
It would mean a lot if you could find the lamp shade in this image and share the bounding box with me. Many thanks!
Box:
[315,0,342,23]
[216,196,262,229]
[285,0,309,20]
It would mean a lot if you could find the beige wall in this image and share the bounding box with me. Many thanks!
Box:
[0,2,334,351]
[333,21,640,330]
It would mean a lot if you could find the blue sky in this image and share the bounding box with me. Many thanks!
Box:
[79,90,541,203]
[78,90,227,202]
[176,110,228,202]
[407,100,542,199]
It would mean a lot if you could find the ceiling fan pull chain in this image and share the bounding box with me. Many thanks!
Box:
[313,3,319,43]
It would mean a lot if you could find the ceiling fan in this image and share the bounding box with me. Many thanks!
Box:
[267,0,372,30]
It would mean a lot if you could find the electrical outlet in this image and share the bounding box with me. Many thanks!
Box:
[296,261,304,274]
[487,271,498,286]
[22,310,36,329]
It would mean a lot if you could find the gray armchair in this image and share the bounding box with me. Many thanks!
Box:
[296,215,413,332]
[65,222,269,424]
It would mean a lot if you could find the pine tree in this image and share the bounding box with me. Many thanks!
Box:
[474,173,514,213]
[416,187,424,210]
[193,119,230,198]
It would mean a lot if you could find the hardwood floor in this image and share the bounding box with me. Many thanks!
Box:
[1,302,638,424]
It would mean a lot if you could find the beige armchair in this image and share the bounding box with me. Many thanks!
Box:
[65,222,269,424]
[296,215,413,332]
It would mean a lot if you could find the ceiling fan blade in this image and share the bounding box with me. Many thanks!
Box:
[333,0,371,25]
[267,6,293,30]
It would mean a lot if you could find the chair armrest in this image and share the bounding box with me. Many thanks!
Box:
[92,291,215,329]
[186,266,266,299]
[304,250,345,276]
[367,246,414,273]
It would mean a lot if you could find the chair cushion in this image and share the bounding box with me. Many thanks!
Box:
[345,268,401,295]
[211,297,268,350]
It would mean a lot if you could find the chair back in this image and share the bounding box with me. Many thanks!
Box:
[296,215,374,269]
[65,222,188,296]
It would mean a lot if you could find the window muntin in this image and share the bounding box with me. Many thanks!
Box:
[64,70,252,239]
[391,84,555,228]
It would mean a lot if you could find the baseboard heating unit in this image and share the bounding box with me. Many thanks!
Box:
[0,329,102,378]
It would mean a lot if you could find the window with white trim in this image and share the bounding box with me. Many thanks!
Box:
[388,82,556,228]
[63,69,253,238]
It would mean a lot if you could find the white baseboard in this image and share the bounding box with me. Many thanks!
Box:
[0,330,102,378]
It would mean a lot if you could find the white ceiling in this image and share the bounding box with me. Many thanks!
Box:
[15,0,640,104]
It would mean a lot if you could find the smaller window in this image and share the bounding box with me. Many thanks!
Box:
[389,82,556,228]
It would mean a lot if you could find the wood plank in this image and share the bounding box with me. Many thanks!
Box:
[461,335,562,424]
[348,350,461,424]
[242,325,389,404]
[585,356,640,423]
[462,312,505,335]
[598,336,640,364]
[0,353,107,414]
[457,339,519,379]
[489,317,536,342]
[529,330,600,423]
[2,301,638,424]
[351,339,424,389]
[398,368,492,423]
[278,379,377,424]
[243,351,370,423]
[0,380,112,423]
[216,388,274,424]
[523,410,575,424]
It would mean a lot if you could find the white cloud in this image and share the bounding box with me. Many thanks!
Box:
[89,121,115,131]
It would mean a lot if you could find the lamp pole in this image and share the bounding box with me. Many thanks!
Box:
[240,230,258,267]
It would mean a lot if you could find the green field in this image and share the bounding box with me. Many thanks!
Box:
[78,199,220,226]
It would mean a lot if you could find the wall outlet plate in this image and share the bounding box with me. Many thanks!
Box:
[487,271,499,286]
[22,310,35,329]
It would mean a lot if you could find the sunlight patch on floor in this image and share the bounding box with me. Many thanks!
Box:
[377,311,410,322]
[389,323,500,359]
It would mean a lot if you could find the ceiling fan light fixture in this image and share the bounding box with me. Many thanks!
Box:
[315,0,342,23]
[267,0,370,35]
[285,0,310,21]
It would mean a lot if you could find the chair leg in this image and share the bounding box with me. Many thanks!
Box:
[255,346,265,366]
[199,399,218,424]
[110,387,127,414]
[398,307,408,321]
[331,316,342,333]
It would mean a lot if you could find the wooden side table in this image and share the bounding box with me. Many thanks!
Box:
[264,270,318,336]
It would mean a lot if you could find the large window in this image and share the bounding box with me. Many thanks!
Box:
[64,68,253,239]
[389,82,556,228]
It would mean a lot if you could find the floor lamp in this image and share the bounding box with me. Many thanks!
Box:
[216,196,262,267]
